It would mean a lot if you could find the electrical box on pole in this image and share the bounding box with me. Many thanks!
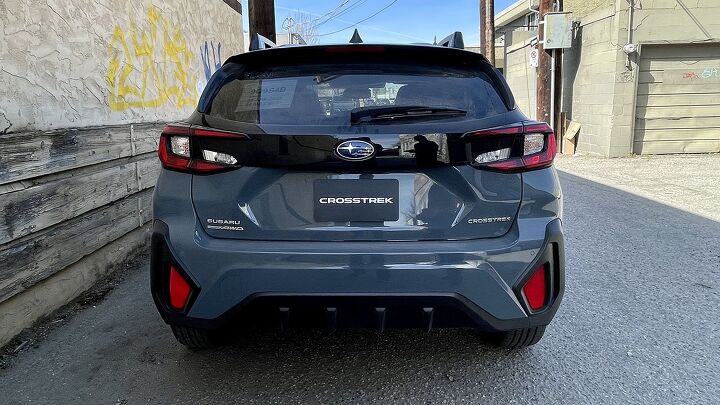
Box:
[543,12,573,49]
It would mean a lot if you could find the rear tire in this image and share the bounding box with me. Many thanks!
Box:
[171,325,223,350]
[484,325,546,348]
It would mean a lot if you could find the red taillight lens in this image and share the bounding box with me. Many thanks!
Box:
[522,264,548,311]
[168,265,192,311]
[158,135,191,171]
[158,124,248,173]
[464,124,524,137]
[467,122,557,172]
[522,130,556,170]
[191,127,250,139]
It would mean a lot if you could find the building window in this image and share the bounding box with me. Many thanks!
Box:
[526,13,537,31]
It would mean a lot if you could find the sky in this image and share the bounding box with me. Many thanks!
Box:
[241,0,518,45]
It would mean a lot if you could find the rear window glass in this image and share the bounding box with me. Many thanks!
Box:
[203,62,508,125]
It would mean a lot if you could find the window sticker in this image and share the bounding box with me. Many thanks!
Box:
[235,79,298,111]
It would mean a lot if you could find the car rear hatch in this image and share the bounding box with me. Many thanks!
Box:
[159,45,556,242]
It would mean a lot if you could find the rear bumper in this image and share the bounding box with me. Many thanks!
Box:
[151,218,565,332]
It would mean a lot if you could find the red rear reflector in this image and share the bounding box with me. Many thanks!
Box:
[169,266,192,311]
[523,264,548,311]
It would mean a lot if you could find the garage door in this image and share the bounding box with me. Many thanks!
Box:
[634,44,720,154]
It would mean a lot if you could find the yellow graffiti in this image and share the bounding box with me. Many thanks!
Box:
[106,6,197,111]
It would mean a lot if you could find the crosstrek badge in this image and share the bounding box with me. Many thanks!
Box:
[319,197,394,204]
[467,217,512,224]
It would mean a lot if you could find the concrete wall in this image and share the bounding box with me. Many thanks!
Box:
[562,6,625,156]
[0,0,243,347]
[565,0,720,156]
[505,38,538,117]
[631,0,720,44]
[499,0,720,156]
[564,0,614,19]
[0,0,243,133]
[496,11,537,118]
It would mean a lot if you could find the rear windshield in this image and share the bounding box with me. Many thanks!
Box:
[202,62,509,125]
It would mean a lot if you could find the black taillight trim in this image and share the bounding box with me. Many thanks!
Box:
[158,124,249,174]
[466,121,557,173]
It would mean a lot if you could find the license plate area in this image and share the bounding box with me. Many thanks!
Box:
[313,179,400,222]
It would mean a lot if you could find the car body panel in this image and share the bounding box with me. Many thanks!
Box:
[151,43,565,333]
[152,166,563,330]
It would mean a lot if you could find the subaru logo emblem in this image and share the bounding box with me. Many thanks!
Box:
[335,140,375,161]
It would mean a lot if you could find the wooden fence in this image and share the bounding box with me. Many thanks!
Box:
[0,123,162,346]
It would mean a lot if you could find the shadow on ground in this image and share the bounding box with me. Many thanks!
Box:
[0,172,718,404]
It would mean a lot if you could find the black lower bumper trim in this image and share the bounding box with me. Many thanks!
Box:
[152,219,564,332]
[163,291,560,332]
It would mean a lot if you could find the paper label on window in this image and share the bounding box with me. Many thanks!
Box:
[235,79,297,111]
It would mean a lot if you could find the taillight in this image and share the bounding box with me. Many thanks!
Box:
[168,265,192,311]
[466,122,557,172]
[158,124,248,173]
[522,263,548,311]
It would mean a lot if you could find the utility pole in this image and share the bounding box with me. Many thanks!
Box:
[536,0,552,124]
[249,0,276,43]
[480,0,495,65]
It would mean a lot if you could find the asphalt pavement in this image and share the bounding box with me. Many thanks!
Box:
[1,167,719,404]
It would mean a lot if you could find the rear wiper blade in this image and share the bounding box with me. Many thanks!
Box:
[351,105,467,124]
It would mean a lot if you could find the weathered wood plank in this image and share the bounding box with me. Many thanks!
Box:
[136,157,161,190]
[0,154,159,245]
[132,124,163,156]
[0,189,153,303]
[0,123,161,185]
[0,224,151,347]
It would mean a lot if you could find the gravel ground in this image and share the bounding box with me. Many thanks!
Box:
[555,154,720,222]
[1,158,718,404]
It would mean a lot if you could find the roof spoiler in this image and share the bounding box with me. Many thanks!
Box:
[437,31,465,50]
[249,33,277,51]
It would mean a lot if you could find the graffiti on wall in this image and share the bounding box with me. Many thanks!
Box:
[201,41,222,81]
[680,68,720,81]
[197,41,223,94]
[106,6,197,111]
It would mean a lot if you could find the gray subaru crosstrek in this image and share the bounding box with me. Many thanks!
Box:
[151,35,564,350]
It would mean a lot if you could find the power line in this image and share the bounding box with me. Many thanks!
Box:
[309,0,352,24]
[317,0,399,37]
[314,0,370,29]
